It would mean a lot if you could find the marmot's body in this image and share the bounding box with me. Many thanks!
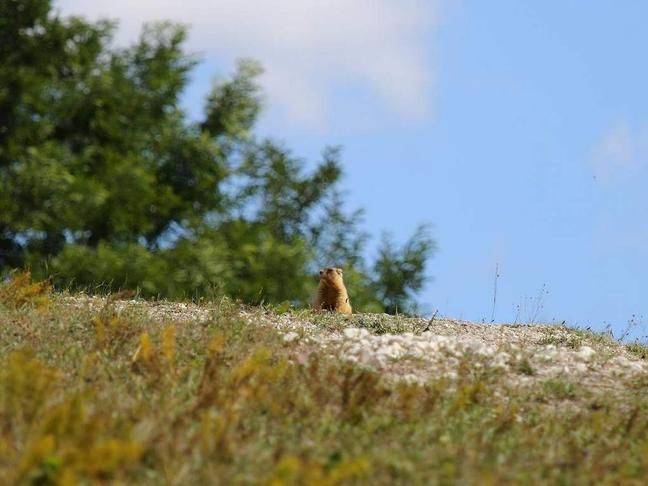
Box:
[314,267,352,314]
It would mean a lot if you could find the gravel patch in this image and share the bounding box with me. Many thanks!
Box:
[60,295,647,388]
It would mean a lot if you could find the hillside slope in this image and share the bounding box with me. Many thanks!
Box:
[67,295,648,388]
[1,291,647,483]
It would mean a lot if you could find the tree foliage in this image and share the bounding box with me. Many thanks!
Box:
[0,0,436,313]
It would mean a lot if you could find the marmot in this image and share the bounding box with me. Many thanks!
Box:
[314,267,352,314]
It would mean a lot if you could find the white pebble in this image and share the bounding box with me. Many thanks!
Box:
[577,346,596,361]
[492,352,510,368]
[282,332,300,343]
[613,356,645,371]
[343,328,370,339]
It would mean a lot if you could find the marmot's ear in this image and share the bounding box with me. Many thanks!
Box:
[336,268,343,275]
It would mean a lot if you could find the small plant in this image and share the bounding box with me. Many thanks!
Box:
[0,270,51,310]
[516,358,535,376]
[537,334,582,349]
[93,311,142,354]
[513,284,549,324]
[626,342,648,360]
[1,350,60,424]
[541,379,577,400]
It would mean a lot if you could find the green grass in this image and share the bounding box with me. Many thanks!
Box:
[537,335,583,349]
[540,379,579,401]
[515,358,535,376]
[537,325,620,350]
[626,342,648,360]
[1,274,647,484]
[306,311,419,334]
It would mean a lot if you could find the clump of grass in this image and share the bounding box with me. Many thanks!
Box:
[516,357,535,376]
[537,334,583,349]
[540,379,578,401]
[310,311,416,334]
[0,294,647,483]
[0,270,51,310]
[626,342,648,360]
[569,326,617,346]
[93,310,143,353]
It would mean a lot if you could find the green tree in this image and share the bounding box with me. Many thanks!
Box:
[373,225,437,315]
[0,0,436,313]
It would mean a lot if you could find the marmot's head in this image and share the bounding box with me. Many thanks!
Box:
[318,267,345,287]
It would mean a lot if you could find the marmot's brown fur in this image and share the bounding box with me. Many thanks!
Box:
[314,267,352,314]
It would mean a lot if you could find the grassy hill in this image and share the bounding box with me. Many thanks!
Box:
[1,275,647,484]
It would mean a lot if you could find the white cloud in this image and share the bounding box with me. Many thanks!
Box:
[590,121,648,182]
[56,0,438,128]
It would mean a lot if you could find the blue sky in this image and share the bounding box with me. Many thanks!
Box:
[57,1,648,339]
